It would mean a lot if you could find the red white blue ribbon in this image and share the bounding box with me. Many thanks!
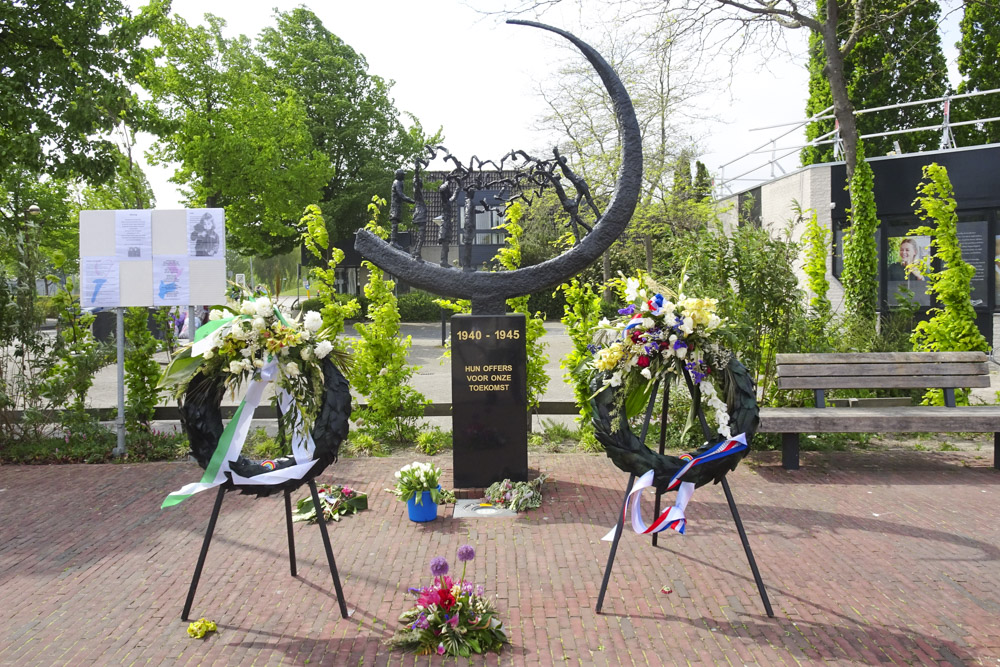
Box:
[601,433,748,540]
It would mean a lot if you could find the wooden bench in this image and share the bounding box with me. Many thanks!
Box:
[758,352,1000,470]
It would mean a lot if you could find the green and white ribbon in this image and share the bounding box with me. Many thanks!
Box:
[162,357,318,508]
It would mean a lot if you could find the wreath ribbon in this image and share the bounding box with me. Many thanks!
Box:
[601,433,748,540]
[162,357,318,508]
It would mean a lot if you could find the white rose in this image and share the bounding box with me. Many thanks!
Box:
[252,317,266,331]
[395,471,402,479]
[229,360,244,374]
[304,311,323,332]
[676,346,688,360]
[680,317,695,335]
[378,367,388,376]
[240,347,252,358]
[640,367,652,380]
[254,298,273,318]
[285,362,300,377]
[300,346,313,361]
[209,309,224,321]
[280,347,289,357]
[240,301,256,315]
[203,350,214,360]
[315,340,333,359]
[242,359,253,371]
[254,359,264,368]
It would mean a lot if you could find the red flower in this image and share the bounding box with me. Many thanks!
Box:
[437,588,456,611]
[637,355,650,368]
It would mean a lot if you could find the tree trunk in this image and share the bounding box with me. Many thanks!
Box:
[821,3,859,179]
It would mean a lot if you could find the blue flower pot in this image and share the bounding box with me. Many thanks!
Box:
[407,489,439,522]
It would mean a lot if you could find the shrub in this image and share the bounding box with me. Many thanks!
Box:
[397,290,442,322]
[415,426,451,455]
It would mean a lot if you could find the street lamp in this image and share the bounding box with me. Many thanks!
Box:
[27,204,40,216]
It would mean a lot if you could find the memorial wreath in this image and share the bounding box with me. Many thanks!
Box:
[159,295,352,505]
[587,275,759,499]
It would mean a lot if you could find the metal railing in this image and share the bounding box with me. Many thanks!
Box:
[715,88,1000,197]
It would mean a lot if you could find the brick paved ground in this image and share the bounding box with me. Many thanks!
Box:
[1,450,999,666]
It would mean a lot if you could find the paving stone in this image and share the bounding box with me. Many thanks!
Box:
[0,449,998,664]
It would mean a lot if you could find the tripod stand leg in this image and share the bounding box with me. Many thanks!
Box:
[182,486,226,621]
[308,480,350,618]
[284,488,297,577]
[596,473,635,613]
[652,384,669,547]
[721,476,773,618]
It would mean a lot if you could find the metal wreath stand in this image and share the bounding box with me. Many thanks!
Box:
[593,363,774,618]
[178,359,353,621]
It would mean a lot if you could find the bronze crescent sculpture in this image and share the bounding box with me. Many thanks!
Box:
[354,20,643,315]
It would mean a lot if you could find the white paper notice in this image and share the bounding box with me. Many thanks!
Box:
[115,209,152,260]
[80,258,120,308]
[153,256,190,306]
[186,208,225,258]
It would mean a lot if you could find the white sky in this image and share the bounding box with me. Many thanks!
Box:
[130,0,961,207]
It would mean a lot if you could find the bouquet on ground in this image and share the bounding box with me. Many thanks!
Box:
[292,483,368,523]
[589,274,733,436]
[484,474,548,512]
[387,546,508,657]
[387,461,455,505]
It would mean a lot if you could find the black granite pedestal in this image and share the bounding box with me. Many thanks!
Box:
[451,314,528,488]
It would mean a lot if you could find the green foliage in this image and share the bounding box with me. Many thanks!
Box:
[124,308,162,431]
[0,422,188,464]
[300,205,360,342]
[557,277,604,424]
[802,0,948,164]
[496,203,549,411]
[660,220,807,404]
[344,432,389,457]
[40,278,109,413]
[142,14,333,257]
[256,7,437,245]
[0,0,167,182]
[350,198,427,444]
[909,163,990,405]
[397,290,442,322]
[954,2,1000,146]
[841,142,881,325]
[415,427,452,455]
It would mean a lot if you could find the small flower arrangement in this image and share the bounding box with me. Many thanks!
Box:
[159,288,348,438]
[387,546,508,657]
[589,274,733,436]
[292,483,368,523]
[187,617,217,639]
[387,461,454,505]
[484,474,548,512]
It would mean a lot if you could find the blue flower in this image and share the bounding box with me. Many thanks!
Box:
[618,304,637,315]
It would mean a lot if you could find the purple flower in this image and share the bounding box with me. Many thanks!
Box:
[618,304,636,315]
[457,545,475,562]
[430,556,449,576]
[476,585,485,596]
[446,614,460,628]
[412,614,429,629]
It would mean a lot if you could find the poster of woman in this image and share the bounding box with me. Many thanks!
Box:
[887,235,930,306]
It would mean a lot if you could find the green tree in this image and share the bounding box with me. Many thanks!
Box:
[802,0,948,165]
[350,198,427,444]
[909,163,989,405]
[0,0,167,183]
[257,8,435,247]
[142,15,333,257]
[953,1,1000,146]
[693,161,713,201]
[495,203,549,411]
[840,141,880,324]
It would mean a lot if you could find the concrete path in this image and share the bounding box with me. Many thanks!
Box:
[1,449,998,665]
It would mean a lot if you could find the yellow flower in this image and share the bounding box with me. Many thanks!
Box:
[594,342,624,371]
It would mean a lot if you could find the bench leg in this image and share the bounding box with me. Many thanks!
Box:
[781,433,800,470]
[995,433,999,471]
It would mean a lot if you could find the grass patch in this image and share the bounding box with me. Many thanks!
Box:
[0,426,188,464]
